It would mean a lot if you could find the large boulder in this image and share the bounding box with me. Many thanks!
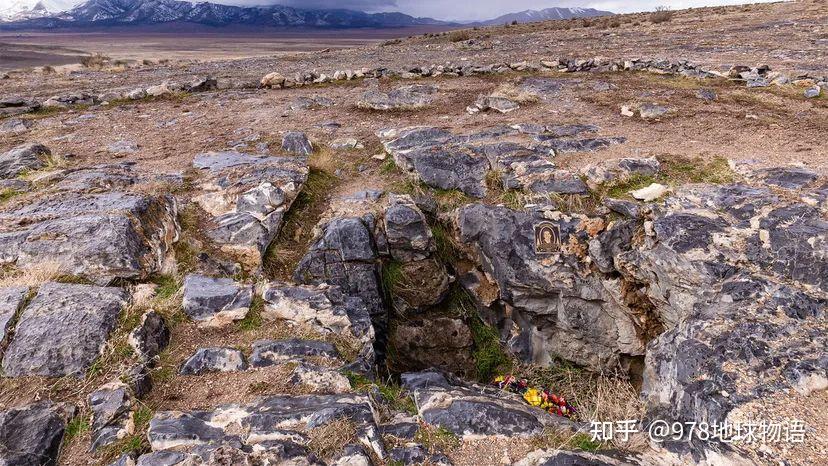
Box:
[0,192,179,284]
[0,401,69,466]
[192,152,308,264]
[294,216,385,343]
[452,204,646,372]
[0,143,50,179]
[2,283,128,377]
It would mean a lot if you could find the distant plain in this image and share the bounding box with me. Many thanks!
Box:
[0,26,450,71]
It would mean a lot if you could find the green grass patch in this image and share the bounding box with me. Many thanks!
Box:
[237,294,264,331]
[659,155,735,185]
[380,157,398,175]
[432,188,470,212]
[345,372,417,415]
[64,414,90,443]
[603,174,658,199]
[571,432,602,451]
[152,275,181,300]
[431,223,460,264]
[0,189,22,204]
[414,424,460,453]
[380,259,404,304]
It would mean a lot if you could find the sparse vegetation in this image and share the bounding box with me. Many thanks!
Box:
[307,417,358,459]
[414,423,460,453]
[650,6,674,24]
[80,53,110,68]
[237,294,264,331]
[448,30,472,42]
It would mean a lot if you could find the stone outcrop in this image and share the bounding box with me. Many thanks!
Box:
[2,283,128,377]
[402,371,574,437]
[192,151,308,263]
[294,215,386,344]
[0,191,179,284]
[357,83,437,111]
[128,310,171,363]
[452,204,647,372]
[0,286,27,346]
[0,143,50,179]
[378,125,623,199]
[0,401,71,466]
[144,395,384,461]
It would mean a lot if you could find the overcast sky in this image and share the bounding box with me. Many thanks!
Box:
[249,1,778,20]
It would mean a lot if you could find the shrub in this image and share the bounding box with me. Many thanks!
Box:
[650,6,674,24]
[448,30,471,42]
[80,53,110,68]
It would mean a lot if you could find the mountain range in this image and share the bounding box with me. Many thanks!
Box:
[0,0,612,30]
[478,7,611,25]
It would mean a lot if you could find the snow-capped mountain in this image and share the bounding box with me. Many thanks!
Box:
[480,7,612,25]
[0,0,74,21]
[0,0,451,28]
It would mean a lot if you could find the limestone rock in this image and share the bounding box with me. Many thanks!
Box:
[384,194,436,262]
[0,118,31,135]
[192,152,308,263]
[0,401,69,466]
[638,103,671,120]
[182,274,252,327]
[453,204,645,371]
[261,72,286,88]
[250,339,340,367]
[128,310,171,363]
[582,157,661,188]
[281,131,314,156]
[186,76,217,93]
[0,286,27,346]
[89,382,133,450]
[0,143,50,179]
[467,96,520,114]
[147,395,383,458]
[179,347,248,375]
[2,283,127,377]
[0,192,179,284]
[402,371,573,437]
[294,216,385,340]
[357,84,437,111]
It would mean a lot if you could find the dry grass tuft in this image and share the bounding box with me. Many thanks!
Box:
[650,6,674,24]
[307,417,358,459]
[515,363,644,426]
[0,261,66,288]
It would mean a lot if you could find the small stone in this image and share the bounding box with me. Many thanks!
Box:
[329,138,363,150]
[620,105,635,117]
[696,88,717,101]
[107,140,139,154]
[631,183,669,202]
[128,311,170,363]
[0,401,69,465]
[127,88,147,100]
[804,87,822,99]
[639,103,670,120]
[179,347,247,375]
[261,72,286,88]
[281,131,314,155]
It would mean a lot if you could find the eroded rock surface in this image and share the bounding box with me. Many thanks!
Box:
[357,83,438,110]
[0,401,70,466]
[0,143,50,179]
[182,274,252,327]
[192,151,308,263]
[402,371,574,437]
[0,191,179,284]
[2,283,128,377]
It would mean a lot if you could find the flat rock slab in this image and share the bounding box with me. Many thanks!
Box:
[281,131,314,156]
[2,282,127,377]
[0,286,28,345]
[147,394,382,456]
[402,371,572,438]
[179,347,248,375]
[379,125,624,198]
[357,84,437,111]
[0,401,68,466]
[0,192,179,284]
[192,152,308,263]
[0,143,50,179]
[182,274,252,327]
[250,339,340,367]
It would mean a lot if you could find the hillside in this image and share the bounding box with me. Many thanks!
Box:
[0,1,826,466]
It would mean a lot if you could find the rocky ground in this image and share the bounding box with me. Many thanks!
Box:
[0,2,826,466]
